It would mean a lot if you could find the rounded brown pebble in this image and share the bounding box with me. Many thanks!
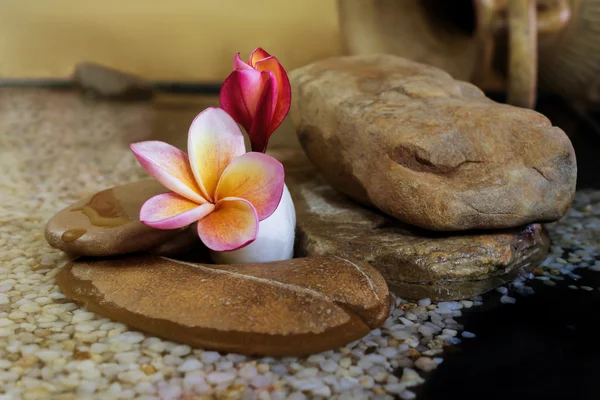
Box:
[45,180,182,256]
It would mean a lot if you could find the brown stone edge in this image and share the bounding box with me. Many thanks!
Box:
[56,261,391,357]
[383,229,551,301]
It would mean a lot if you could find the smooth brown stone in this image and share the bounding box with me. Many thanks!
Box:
[269,149,551,301]
[45,180,182,256]
[74,62,154,100]
[57,255,390,356]
[289,54,577,231]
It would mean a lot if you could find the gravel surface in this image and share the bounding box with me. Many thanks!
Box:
[1,89,599,399]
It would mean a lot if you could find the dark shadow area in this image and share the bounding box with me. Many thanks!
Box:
[415,91,600,400]
[422,0,476,36]
[419,268,600,400]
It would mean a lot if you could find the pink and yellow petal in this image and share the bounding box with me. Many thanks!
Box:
[253,56,291,134]
[196,197,259,251]
[130,141,206,204]
[249,47,271,67]
[247,71,277,152]
[220,69,268,132]
[214,152,284,220]
[233,53,253,70]
[187,108,246,201]
[140,192,214,229]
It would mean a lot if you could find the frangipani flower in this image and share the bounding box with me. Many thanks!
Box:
[220,47,291,153]
[130,107,285,252]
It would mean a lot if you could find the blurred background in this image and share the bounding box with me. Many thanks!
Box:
[1,0,598,186]
[0,0,341,82]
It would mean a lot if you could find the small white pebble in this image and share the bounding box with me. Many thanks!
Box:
[495,287,508,295]
[295,367,318,378]
[460,300,474,308]
[113,331,144,344]
[414,357,437,372]
[37,350,60,362]
[368,353,387,364]
[400,368,425,387]
[500,295,517,304]
[339,357,351,369]
[251,375,273,388]
[49,292,67,300]
[380,347,398,358]
[391,329,411,340]
[385,383,408,394]
[442,329,457,337]
[311,385,331,397]
[183,371,208,392]
[319,359,338,373]
[114,352,139,364]
[19,303,41,313]
[75,322,97,333]
[71,312,95,323]
[135,381,154,394]
[40,254,55,266]
[158,383,182,400]
[238,364,258,379]
[118,369,146,383]
[287,392,307,400]
[438,301,462,310]
[206,371,236,385]
[0,282,14,293]
[170,344,191,357]
[77,380,98,396]
[90,343,109,353]
[462,331,477,339]
[200,351,220,363]
[418,325,435,337]
[354,375,372,389]
[178,358,202,372]
[418,298,431,307]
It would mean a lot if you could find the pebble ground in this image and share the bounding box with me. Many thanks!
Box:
[1,89,599,399]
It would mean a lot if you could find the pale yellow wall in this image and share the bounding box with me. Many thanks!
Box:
[0,0,342,81]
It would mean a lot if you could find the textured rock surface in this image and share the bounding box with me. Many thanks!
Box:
[45,180,182,256]
[57,254,390,356]
[290,54,577,231]
[270,149,551,301]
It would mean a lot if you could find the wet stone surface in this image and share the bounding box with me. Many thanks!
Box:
[57,255,390,357]
[44,180,183,257]
[272,149,551,301]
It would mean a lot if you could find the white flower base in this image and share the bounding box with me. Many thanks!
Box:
[210,184,296,264]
